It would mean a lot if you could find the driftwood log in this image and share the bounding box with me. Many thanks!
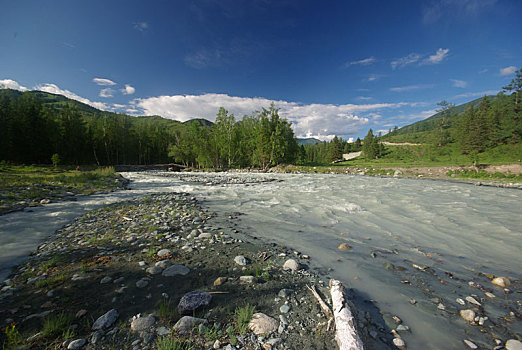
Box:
[329,279,364,350]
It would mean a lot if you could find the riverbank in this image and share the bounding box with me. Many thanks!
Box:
[268,164,522,189]
[0,193,393,350]
[0,166,130,216]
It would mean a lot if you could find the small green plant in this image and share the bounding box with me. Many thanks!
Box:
[40,254,65,272]
[156,336,192,350]
[3,323,23,348]
[234,304,255,335]
[62,327,75,340]
[203,325,220,341]
[34,272,68,289]
[146,247,157,257]
[226,326,237,345]
[42,312,74,339]
[157,299,177,320]
[51,153,60,168]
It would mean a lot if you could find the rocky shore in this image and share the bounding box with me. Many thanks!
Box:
[0,193,393,350]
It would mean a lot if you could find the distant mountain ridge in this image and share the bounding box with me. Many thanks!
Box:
[297,137,321,145]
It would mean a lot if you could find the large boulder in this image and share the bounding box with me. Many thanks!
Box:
[178,291,212,315]
[131,315,155,331]
[92,309,118,330]
[248,313,278,335]
[173,316,207,333]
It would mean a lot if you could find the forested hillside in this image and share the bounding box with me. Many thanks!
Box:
[0,89,298,169]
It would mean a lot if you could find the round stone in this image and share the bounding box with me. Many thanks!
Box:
[338,243,352,251]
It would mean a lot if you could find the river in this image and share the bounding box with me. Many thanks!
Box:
[1,171,521,349]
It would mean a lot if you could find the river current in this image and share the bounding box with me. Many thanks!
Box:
[1,171,520,349]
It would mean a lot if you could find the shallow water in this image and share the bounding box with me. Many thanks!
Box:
[1,171,520,349]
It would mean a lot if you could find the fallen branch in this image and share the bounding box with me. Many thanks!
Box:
[329,279,364,350]
[306,284,332,318]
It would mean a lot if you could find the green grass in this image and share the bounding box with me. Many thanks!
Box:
[234,304,255,335]
[156,299,177,320]
[34,272,69,289]
[156,337,193,350]
[41,312,74,339]
[447,169,522,181]
[40,254,66,272]
[2,323,23,349]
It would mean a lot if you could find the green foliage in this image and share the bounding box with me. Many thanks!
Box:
[447,169,522,181]
[35,272,69,289]
[157,299,177,320]
[3,323,23,349]
[41,312,74,339]
[40,254,66,272]
[156,337,193,350]
[234,304,255,335]
[51,153,60,168]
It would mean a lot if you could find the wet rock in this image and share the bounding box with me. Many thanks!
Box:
[131,315,155,331]
[178,291,212,314]
[460,309,475,323]
[146,266,163,275]
[90,331,102,344]
[465,296,481,306]
[234,255,248,266]
[67,338,86,349]
[173,316,207,333]
[156,326,170,336]
[506,339,522,350]
[100,276,112,284]
[162,264,190,277]
[396,325,409,332]
[157,249,173,257]
[136,278,149,288]
[213,277,227,287]
[248,313,278,335]
[456,298,465,305]
[491,277,511,288]
[283,259,300,271]
[142,332,155,344]
[463,339,478,349]
[155,260,172,269]
[485,292,496,298]
[280,304,291,313]
[393,337,405,349]
[337,243,352,251]
[92,309,118,330]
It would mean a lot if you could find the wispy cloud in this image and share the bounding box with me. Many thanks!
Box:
[356,96,373,101]
[500,66,517,76]
[365,74,385,82]
[453,90,498,99]
[35,83,109,110]
[99,88,114,98]
[422,48,449,65]
[133,22,148,32]
[184,49,225,69]
[343,56,376,68]
[121,84,135,95]
[133,93,420,140]
[391,53,422,69]
[451,79,467,88]
[0,79,28,91]
[423,0,498,24]
[390,84,435,92]
[92,78,116,86]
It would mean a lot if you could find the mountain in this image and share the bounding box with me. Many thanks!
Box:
[297,137,322,145]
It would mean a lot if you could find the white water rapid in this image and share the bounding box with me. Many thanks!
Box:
[1,171,520,349]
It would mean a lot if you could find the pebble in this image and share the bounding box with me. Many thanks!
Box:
[75,309,87,318]
[67,338,86,349]
[465,296,481,306]
[155,260,172,269]
[156,248,172,257]
[213,277,227,286]
[485,292,496,298]
[146,266,163,275]
[337,243,352,251]
[131,315,155,331]
[396,325,409,332]
[283,259,300,271]
[100,276,112,284]
[459,309,475,323]
[506,339,522,350]
[456,298,465,305]
[463,339,478,349]
[178,291,212,314]
[393,337,406,348]
[90,330,102,344]
[156,326,170,336]
[491,276,511,288]
[92,309,118,330]
[162,264,190,277]
[240,275,257,284]
[278,289,294,298]
[249,313,279,335]
[234,255,248,266]
[173,316,207,333]
[136,278,149,288]
[280,304,291,313]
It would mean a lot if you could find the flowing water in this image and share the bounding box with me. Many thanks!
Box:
[1,171,520,349]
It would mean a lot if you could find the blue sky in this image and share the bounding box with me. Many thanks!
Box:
[1,0,520,141]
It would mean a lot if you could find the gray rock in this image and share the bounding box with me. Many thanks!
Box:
[157,249,173,257]
[248,313,278,335]
[131,315,155,331]
[67,338,86,349]
[465,296,481,306]
[265,338,282,347]
[279,315,289,325]
[239,275,256,284]
[394,170,403,176]
[92,309,118,330]
[283,259,300,271]
[40,199,51,204]
[155,260,172,269]
[136,278,149,288]
[198,232,212,239]
[173,316,207,333]
[100,276,112,284]
[234,255,247,266]
[393,338,406,348]
[156,326,170,336]
[396,325,409,332]
[146,266,163,275]
[162,264,190,277]
[280,304,291,313]
[178,291,212,314]
[142,332,155,344]
[459,309,475,323]
[506,339,522,350]
[463,339,478,349]
[278,289,294,298]
[90,330,102,344]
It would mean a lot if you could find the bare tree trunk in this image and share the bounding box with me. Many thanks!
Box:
[329,279,364,350]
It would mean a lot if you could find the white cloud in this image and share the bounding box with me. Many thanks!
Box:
[92,78,116,86]
[133,93,418,140]
[500,66,517,76]
[356,96,373,101]
[365,74,384,82]
[391,109,437,122]
[134,22,148,32]
[0,79,28,91]
[390,84,435,92]
[122,84,135,95]
[343,56,376,68]
[451,79,467,88]
[422,48,449,65]
[35,83,109,110]
[391,53,421,69]
[112,103,126,108]
[99,88,114,98]
[453,90,497,99]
